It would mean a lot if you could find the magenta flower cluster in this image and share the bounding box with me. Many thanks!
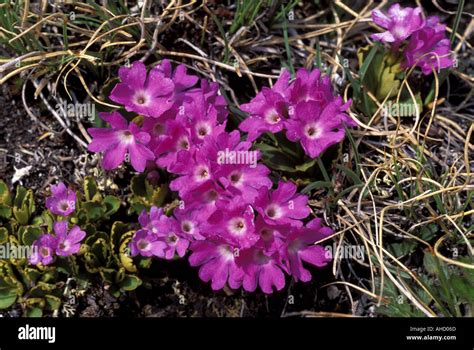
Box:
[239,68,356,158]
[88,60,227,172]
[371,4,455,75]
[87,60,338,293]
[30,182,85,266]
[133,182,333,293]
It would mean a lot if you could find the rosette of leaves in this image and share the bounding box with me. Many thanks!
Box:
[127,173,168,215]
[37,177,148,297]
[81,220,147,297]
[0,180,63,316]
[0,177,149,314]
[350,44,422,117]
[73,176,121,225]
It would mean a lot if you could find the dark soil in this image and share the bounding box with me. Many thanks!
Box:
[0,83,84,194]
[73,258,356,318]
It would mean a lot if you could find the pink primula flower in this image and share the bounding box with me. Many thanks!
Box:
[88,111,155,172]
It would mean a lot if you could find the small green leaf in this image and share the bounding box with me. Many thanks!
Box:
[91,238,109,264]
[119,234,137,273]
[84,231,109,247]
[0,227,8,244]
[13,187,35,225]
[0,180,12,206]
[99,268,117,283]
[23,267,41,285]
[45,295,62,311]
[103,195,121,216]
[25,297,45,316]
[0,287,18,309]
[423,251,438,275]
[20,226,42,246]
[119,275,142,291]
[336,164,362,185]
[130,174,148,197]
[109,285,121,298]
[295,158,317,172]
[110,222,130,252]
[419,224,438,241]
[82,201,106,221]
[389,240,417,258]
[359,45,379,84]
[29,282,56,297]
[137,257,152,269]
[83,176,101,201]
[0,204,12,219]
[301,181,332,194]
[378,65,401,101]
[84,252,100,273]
[55,255,78,275]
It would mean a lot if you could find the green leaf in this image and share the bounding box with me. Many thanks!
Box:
[356,45,405,116]
[295,158,317,172]
[39,269,58,284]
[110,221,130,253]
[99,268,117,283]
[419,224,438,241]
[109,285,121,298]
[261,151,298,173]
[45,295,62,310]
[301,181,332,194]
[130,174,148,197]
[0,180,12,206]
[423,251,438,275]
[119,275,142,291]
[82,201,106,221]
[12,186,35,225]
[26,307,43,317]
[0,204,12,219]
[55,255,78,275]
[84,252,100,273]
[0,181,12,219]
[358,45,379,84]
[91,238,109,265]
[84,231,109,247]
[32,210,54,231]
[378,65,401,101]
[103,195,121,216]
[450,274,473,302]
[23,267,41,285]
[83,176,101,201]
[29,282,56,297]
[20,226,42,246]
[0,227,8,244]
[389,240,417,258]
[0,286,18,309]
[336,164,362,185]
[25,297,45,315]
[137,257,152,269]
[129,174,167,210]
[119,234,137,273]
[115,267,126,283]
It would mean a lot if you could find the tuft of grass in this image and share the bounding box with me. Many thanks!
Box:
[230,0,269,34]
